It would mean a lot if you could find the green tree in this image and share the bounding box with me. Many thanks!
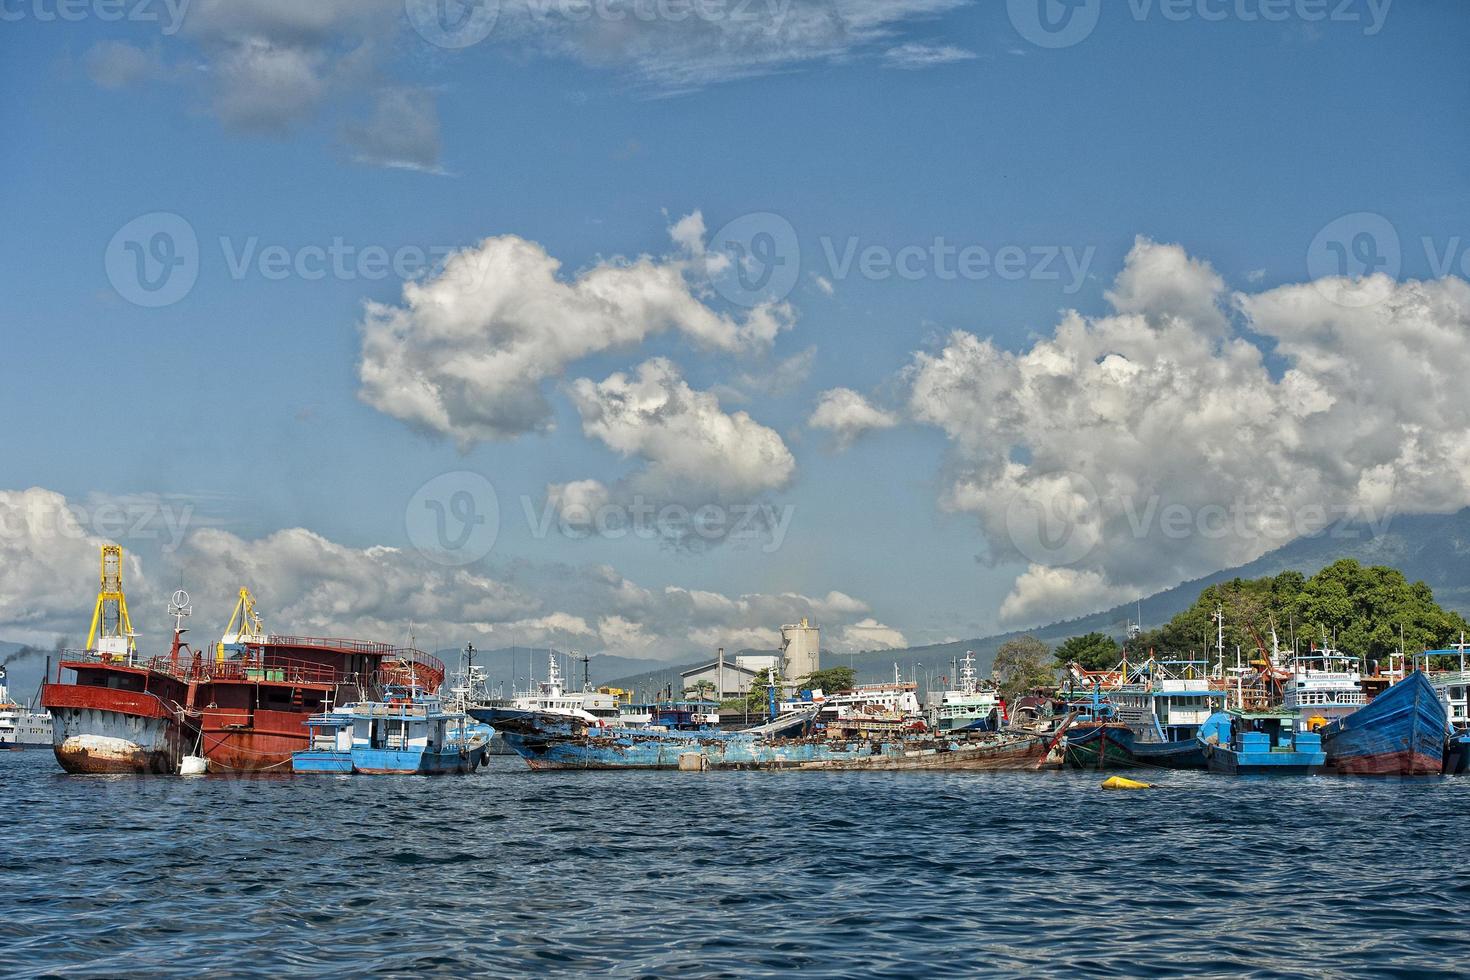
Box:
[991,635,1054,700]
[799,666,855,693]
[684,679,716,701]
[1131,560,1469,668]
[742,668,779,712]
[1054,632,1121,671]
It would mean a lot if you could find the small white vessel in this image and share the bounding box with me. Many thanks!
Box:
[925,651,1003,733]
[0,665,51,750]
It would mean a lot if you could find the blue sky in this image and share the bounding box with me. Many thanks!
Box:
[2,0,1468,658]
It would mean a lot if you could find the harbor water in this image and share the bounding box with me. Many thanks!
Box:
[5,753,1470,978]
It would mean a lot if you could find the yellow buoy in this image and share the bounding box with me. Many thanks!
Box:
[1101,776,1154,790]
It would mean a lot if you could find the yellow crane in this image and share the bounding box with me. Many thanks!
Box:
[85,545,136,660]
[217,587,266,661]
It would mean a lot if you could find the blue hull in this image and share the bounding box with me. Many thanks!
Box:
[1129,738,1207,770]
[1320,671,1447,776]
[352,745,487,774]
[1202,745,1324,775]
[292,750,353,774]
[477,709,1058,771]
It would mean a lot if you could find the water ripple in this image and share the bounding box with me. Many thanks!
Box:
[6,755,1470,977]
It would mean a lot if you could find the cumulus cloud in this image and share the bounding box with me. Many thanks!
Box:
[881,43,978,69]
[905,237,1470,626]
[837,617,909,650]
[495,0,968,92]
[80,1,438,169]
[809,387,898,448]
[358,214,792,447]
[0,488,150,645]
[567,358,796,501]
[0,487,902,660]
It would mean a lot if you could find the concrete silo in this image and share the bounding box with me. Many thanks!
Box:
[780,617,820,685]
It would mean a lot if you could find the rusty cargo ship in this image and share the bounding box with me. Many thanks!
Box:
[41,546,443,775]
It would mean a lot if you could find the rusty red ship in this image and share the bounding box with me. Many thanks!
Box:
[42,546,443,775]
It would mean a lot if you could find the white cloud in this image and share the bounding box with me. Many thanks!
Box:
[0,488,907,661]
[1104,234,1228,334]
[83,41,158,89]
[358,214,793,447]
[342,87,444,173]
[881,43,978,69]
[837,617,909,650]
[998,566,1133,627]
[905,237,1470,626]
[810,274,835,296]
[568,358,796,500]
[495,0,968,92]
[0,488,150,645]
[81,0,435,169]
[809,387,898,448]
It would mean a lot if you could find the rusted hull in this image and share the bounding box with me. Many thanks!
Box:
[43,682,188,775]
[49,706,182,774]
[791,737,1060,771]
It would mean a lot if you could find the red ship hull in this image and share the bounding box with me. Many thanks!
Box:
[43,637,444,775]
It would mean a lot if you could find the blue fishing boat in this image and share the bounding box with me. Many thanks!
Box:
[1198,709,1325,775]
[1113,658,1227,770]
[1057,685,1135,770]
[1319,671,1447,775]
[292,695,491,775]
[470,704,1068,771]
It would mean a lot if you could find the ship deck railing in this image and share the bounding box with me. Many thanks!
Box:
[59,642,446,690]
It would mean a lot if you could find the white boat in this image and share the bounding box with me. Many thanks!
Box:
[1284,647,1366,731]
[0,666,51,750]
[505,652,620,724]
[1113,657,1225,744]
[925,651,1002,733]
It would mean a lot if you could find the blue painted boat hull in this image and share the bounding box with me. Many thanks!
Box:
[477,709,1061,771]
[1202,732,1325,775]
[1320,671,1447,776]
[1129,737,1207,770]
[292,750,353,774]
